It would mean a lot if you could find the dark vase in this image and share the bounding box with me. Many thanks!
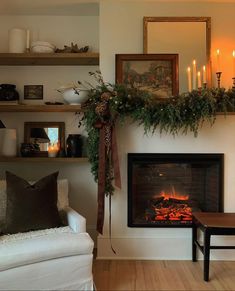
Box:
[0,84,19,101]
[66,134,83,157]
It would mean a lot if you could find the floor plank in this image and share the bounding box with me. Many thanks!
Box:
[93,260,235,291]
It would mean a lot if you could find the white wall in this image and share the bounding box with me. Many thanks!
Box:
[98,0,235,259]
[0,15,99,242]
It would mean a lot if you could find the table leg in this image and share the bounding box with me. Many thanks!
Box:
[192,222,197,262]
[203,229,211,281]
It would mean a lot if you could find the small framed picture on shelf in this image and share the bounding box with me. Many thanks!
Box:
[24,85,43,100]
[116,54,179,99]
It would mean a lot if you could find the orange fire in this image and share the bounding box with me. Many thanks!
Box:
[160,190,189,201]
[145,186,192,223]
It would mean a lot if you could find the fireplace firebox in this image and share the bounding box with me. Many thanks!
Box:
[128,153,224,227]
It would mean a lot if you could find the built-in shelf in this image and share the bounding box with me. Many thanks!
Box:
[0,104,82,112]
[0,157,89,163]
[0,52,99,66]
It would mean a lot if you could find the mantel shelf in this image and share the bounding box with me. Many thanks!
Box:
[0,157,89,163]
[0,106,235,115]
[0,52,99,66]
[0,104,82,112]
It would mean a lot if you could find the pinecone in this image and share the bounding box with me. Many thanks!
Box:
[95,101,108,116]
[101,92,111,101]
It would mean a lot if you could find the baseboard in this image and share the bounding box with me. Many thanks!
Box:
[97,236,235,260]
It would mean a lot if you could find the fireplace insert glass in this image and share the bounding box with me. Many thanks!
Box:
[128,153,224,227]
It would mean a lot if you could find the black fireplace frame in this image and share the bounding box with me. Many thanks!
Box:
[128,153,224,228]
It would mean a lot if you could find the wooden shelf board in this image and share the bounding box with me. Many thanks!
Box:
[216,112,235,115]
[0,104,82,112]
[0,157,89,163]
[0,106,235,115]
[0,52,99,66]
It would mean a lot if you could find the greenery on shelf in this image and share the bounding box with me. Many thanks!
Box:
[80,71,235,195]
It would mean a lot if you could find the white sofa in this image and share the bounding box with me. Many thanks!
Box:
[0,179,94,290]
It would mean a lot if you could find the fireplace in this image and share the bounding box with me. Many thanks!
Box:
[128,153,224,227]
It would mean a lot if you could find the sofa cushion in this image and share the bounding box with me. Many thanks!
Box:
[4,171,62,234]
[0,226,94,271]
[0,178,68,233]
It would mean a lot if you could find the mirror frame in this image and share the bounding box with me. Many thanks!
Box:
[24,122,65,154]
[143,16,212,87]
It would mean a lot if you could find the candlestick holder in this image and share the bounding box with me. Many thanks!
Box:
[232,77,235,90]
[216,72,222,89]
[203,83,207,89]
[25,48,30,53]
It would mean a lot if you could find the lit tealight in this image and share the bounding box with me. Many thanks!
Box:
[48,143,59,158]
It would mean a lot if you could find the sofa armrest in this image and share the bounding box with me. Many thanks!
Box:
[63,206,86,233]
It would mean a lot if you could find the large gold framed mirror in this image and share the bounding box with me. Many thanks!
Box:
[143,17,211,92]
[24,122,65,156]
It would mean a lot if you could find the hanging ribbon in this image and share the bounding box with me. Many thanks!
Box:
[96,126,106,234]
[96,122,121,236]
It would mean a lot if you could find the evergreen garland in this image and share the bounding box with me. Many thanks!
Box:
[79,71,235,195]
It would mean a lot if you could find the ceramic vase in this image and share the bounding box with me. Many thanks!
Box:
[8,28,26,53]
[66,134,83,157]
[0,129,17,157]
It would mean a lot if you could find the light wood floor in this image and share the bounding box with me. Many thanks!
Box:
[93,260,235,290]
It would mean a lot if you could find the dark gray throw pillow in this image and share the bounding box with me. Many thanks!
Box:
[4,171,62,234]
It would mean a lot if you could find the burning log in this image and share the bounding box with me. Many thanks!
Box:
[145,192,192,223]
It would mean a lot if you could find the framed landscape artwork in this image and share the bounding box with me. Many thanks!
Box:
[115,54,179,99]
[24,85,43,100]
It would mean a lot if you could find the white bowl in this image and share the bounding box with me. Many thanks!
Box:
[61,88,89,105]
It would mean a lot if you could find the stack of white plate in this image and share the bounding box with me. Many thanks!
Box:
[30,41,56,53]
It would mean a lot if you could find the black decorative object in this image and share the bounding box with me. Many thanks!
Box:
[66,134,83,157]
[0,84,19,101]
[20,143,39,157]
[0,120,5,128]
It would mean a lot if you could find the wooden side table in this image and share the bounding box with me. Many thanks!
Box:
[192,212,235,281]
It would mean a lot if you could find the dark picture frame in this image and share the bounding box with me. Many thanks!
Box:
[24,85,43,100]
[24,122,65,157]
[116,54,179,99]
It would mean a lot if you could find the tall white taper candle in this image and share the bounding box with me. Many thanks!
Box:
[233,50,235,77]
[216,49,221,72]
[192,60,197,90]
[197,71,202,89]
[26,29,30,50]
[187,67,192,92]
[203,65,206,84]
